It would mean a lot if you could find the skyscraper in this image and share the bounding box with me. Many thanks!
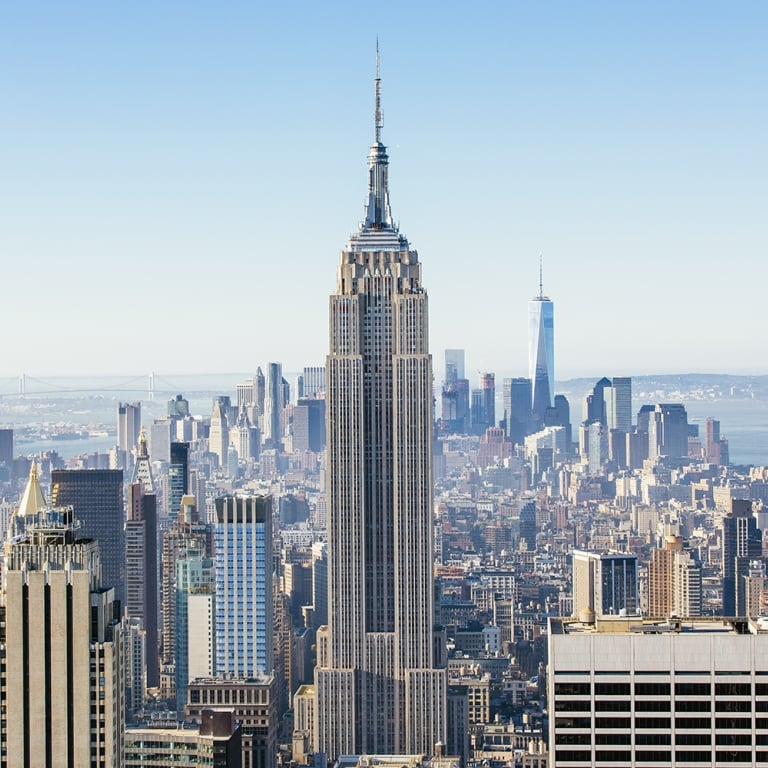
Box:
[314,55,446,759]
[214,494,273,678]
[209,396,230,470]
[528,260,554,427]
[604,376,632,432]
[263,362,285,449]
[445,349,465,382]
[0,427,13,470]
[504,376,532,445]
[117,401,141,469]
[648,403,689,461]
[572,550,638,617]
[2,465,125,765]
[118,401,141,452]
[50,467,125,602]
[722,499,762,616]
[126,429,159,689]
[168,440,190,517]
[471,371,495,435]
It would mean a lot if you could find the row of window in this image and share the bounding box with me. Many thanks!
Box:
[556,681,767,696]
[556,716,768,729]
[556,699,763,713]
[556,750,768,763]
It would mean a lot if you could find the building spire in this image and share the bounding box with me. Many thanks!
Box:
[364,42,394,230]
[375,38,382,145]
[539,253,544,299]
[16,462,48,517]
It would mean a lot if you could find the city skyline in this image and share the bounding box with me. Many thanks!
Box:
[2,2,766,377]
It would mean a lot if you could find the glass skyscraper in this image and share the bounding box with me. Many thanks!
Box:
[214,494,273,678]
[528,269,554,427]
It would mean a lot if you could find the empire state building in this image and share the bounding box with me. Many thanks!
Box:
[314,58,446,759]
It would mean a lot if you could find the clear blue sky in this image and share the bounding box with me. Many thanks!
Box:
[1,1,765,379]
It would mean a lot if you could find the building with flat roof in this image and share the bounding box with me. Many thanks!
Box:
[125,709,241,767]
[186,675,277,768]
[548,615,768,767]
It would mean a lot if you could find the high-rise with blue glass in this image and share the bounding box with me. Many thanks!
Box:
[214,494,273,677]
[528,261,555,428]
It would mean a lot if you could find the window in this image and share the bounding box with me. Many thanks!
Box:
[636,682,670,696]
[675,682,710,696]
[635,699,670,711]
[716,683,751,696]
[636,733,671,745]
[595,682,630,696]
[676,733,711,745]
[556,733,591,745]
[595,717,631,729]
[595,733,630,745]
[595,700,630,711]
[555,682,591,696]
[636,717,671,729]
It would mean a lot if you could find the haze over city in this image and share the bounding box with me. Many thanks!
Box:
[2,2,766,376]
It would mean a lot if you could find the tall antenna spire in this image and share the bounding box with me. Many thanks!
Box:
[375,38,383,144]
[539,253,544,299]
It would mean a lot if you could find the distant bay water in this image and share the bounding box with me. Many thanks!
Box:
[3,374,768,466]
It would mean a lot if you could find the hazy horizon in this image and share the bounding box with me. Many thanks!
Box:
[2,3,766,377]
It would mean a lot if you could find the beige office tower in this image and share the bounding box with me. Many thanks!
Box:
[1,465,124,766]
[314,57,446,760]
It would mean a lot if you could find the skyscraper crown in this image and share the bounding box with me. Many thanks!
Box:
[348,47,409,253]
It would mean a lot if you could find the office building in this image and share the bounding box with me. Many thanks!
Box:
[302,365,326,399]
[214,495,274,677]
[50,467,125,602]
[504,377,532,445]
[117,401,141,466]
[187,676,278,768]
[175,540,216,711]
[519,498,537,551]
[168,440,190,517]
[2,465,124,765]
[528,264,554,427]
[314,58,446,759]
[161,495,212,669]
[648,535,702,617]
[549,615,768,767]
[149,418,172,463]
[125,710,242,768]
[648,403,689,462]
[126,429,159,689]
[471,372,495,435]
[572,550,638,617]
[445,349,465,382]
[293,398,326,453]
[263,362,285,449]
[604,376,632,433]
[584,377,611,426]
[722,499,762,616]
[209,397,230,469]
[0,427,13,471]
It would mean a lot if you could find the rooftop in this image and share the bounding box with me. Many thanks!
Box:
[550,616,765,636]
